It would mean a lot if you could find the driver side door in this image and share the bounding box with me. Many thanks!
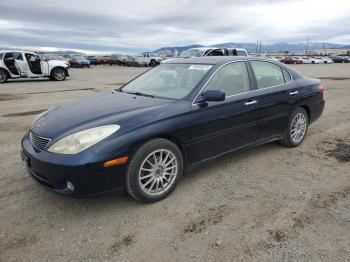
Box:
[189,61,260,162]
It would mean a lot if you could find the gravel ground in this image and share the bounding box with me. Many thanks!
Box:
[0,64,349,262]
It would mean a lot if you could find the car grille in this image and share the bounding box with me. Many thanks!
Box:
[29,131,51,151]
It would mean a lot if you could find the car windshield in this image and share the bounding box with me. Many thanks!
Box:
[121,63,212,100]
[73,56,86,60]
[181,49,205,58]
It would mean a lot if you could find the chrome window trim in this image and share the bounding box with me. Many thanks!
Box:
[192,59,293,106]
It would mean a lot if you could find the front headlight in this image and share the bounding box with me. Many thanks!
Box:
[48,125,120,154]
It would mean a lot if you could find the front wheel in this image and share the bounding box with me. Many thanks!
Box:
[279,107,309,147]
[51,68,67,81]
[126,139,183,203]
[0,69,9,83]
[149,60,157,67]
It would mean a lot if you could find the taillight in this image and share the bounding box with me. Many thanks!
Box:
[319,85,325,93]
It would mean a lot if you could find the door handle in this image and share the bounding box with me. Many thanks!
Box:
[244,100,257,106]
[289,91,299,95]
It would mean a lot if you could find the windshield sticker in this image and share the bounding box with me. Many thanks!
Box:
[189,65,212,71]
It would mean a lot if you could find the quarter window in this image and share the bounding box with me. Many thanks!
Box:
[251,61,285,89]
[203,62,250,96]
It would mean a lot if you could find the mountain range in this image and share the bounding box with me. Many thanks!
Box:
[155,42,350,53]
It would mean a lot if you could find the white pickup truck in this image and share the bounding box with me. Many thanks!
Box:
[142,53,163,66]
[0,50,69,83]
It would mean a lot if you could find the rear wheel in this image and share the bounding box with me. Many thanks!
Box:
[51,67,67,81]
[0,69,8,83]
[126,138,183,203]
[279,107,309,147]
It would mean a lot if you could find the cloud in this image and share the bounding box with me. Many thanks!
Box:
[0,0,349,53]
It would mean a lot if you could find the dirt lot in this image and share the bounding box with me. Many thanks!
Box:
[0,64,349,262]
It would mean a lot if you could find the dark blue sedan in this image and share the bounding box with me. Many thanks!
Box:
[21,57,325,202]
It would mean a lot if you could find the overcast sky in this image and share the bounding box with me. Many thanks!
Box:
[0,0,350,53]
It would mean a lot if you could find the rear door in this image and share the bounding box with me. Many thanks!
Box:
[3,52,19,75]
[190,61,261,162]
[248,60,297,140]
[13,52,30,76]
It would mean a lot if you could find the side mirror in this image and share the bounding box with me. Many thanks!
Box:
[196,90,225,105]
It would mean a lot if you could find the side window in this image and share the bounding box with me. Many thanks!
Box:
[0,53,3,59]
[25,53,40,62]
[237,50,247,56]
[206,49,224,56]
[203,62,250,96]
[282,68,291,82]
[13,52,23,60]
[251,61,285,89]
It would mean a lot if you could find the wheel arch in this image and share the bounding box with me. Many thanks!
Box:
[0,67,11,78]
[299,105,311,123]
[156,134,187,160]
[50,66,66,76]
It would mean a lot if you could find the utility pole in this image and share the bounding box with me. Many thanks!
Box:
[306,37,309,55]
[256,40,258,54]
[259,40,262,54]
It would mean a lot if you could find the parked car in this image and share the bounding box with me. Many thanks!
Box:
[280,57,303,64]
[116,55,129,65]
[86,56,98,65]
[331,56,349,63]
[142,53,163,67]
[125,55,148,67]
[96,56,113,64]
[315,57,333,64]
[21,57,325,202]
[69,56,90,68]
[297,57,321,64]
[180,47,248,58]
[0,50,69,83]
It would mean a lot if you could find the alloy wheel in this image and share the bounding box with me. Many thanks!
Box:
[138,149,178,196]
[54,69,65,80]
[0,70,7,82]
[290,112,307,144]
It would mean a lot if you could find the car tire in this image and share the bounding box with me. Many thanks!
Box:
[51,67,67,81]
[150,60,157,67]
[279,107,309,148]
[125,138,183,203]
[0,69,9,83]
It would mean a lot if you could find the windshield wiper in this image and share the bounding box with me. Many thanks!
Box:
[124,91,154,98]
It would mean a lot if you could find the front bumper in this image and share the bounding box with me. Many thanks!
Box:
[21,133,128,197]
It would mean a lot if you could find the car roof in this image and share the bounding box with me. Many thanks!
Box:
[0,50,35,54]
[163,56,263,65]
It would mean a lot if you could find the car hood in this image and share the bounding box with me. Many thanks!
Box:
[31,91,182,140]
[47,60,69,67]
